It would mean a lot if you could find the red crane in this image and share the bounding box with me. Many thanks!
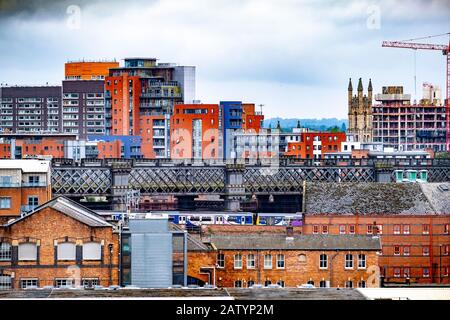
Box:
[382,34,450,151]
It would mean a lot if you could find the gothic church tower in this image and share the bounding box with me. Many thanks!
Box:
[347,78,373,143]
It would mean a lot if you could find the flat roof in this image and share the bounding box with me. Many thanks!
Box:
[0,159,50,173]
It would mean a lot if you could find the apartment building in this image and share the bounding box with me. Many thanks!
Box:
[62,80,106,138]
[0,86,62,134]
[64,60,119,81]
[372,85,447,152]
[242,103,264,133]
[284,132,346,159]
[0,160,52,223]
[303,182,450,285]
[221,101,243,160]
[171,104,220,160]
[0,196,119,289]
[188,232,381,288]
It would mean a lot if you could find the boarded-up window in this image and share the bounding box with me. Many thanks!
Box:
[83,242,101,260]
[57,242,76,261]
[18,243,37,261]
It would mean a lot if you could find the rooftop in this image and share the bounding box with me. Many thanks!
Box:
[208,234,381,251]
[304,182,442,215]
[0,159,50,173]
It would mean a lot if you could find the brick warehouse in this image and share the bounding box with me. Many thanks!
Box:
[302,182,450,285]
[187,230,381,288]
[0,196,119,289]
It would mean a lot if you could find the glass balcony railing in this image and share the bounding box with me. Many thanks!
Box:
[22,182,47,187]
[0,182,20,188]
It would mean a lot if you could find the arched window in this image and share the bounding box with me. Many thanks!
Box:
[319,280,327,288]
[345,280,353,288]
[277,280,285,287]
[307,280,315,286]
[234,280,242,288]
[264,280,272,287]
[358,280,366,288]
[247,280,255,288]
[57,242,76,261]
[82,242,101,260]
[18,243,37,261]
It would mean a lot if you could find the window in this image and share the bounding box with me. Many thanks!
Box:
[54,279,74,288]
[57,242,76,261]
[444,267,449,277]
[403,246,410,256]
[82,242,101,260]
[319,254,328,269]
[319,280,327,288]
[394,225,401,235]
[264,254,272,269]
[445,224,449,234]
[367,225,373,235]
[298,254,306,264]
[247,254,255,269]
[0,274,12,290]
[0,243,11,261]
[422,246,429,256]
[276,254,285,269]
[28,196,38,207]
[403,225,410,235]
[358,280,366,288]
[20,279,38,289]
[28,176,40,185]
[358,254,366,269]
[345,280,353,288]
[264,280,272,287]
[339,225,346,235]
[277,280,285,287]
[82,278,99,289]
[375,225,383,235]
[345,254,353,269]
[322,225,328,234]
[394,246,400,256]
[444,245,449,256]
[247,280,255,288]
[313,225,319,234]
[423,268,430,278]
[0,198,11,209]
[234,254,242,269]
[422,224,430,235]
[234,280,242,288]
[394,268,401,278]
[404,268,410,278]
[349,225,355,234]
[18,243,37,261]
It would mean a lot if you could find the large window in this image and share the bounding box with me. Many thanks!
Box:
[276,254,285,269]
[339,225,346,234]
[422,224,430,235]
[20,279,38,289]
[247,280,255,288]
[0,198,11,209]
[247,254,255,269]
[345,254,354,269]
[28,196,39,207]
[0,243,11,261]
[0,274,12,290]
[345,281,353,288]
[54,279,74,288]
[57,242,76,261]
[403,224,410,235]
[234,254,242,269]
[234,280,242,288]
[358,280,366,288]
[82,242,101,260]
[217,253,225,268]
[358,254,366,269]
[264,254,272,269]
[18,243,37,261]
[82,278,99,289]
[319,254,328,269]
[394,225,401,235]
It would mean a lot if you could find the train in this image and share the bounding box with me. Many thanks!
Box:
[106,211,302,226]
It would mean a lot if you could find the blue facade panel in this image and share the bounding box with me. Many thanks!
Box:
[220,101,243,160]
[88,135,143,158]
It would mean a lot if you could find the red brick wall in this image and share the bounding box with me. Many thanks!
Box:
[304,215,450,284]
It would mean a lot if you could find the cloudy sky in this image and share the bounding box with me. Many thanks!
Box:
[0,0,449,119]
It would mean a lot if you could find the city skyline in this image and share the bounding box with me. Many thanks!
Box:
[0,0,449,119]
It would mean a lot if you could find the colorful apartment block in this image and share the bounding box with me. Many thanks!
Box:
[65,61,119,80]
[285,132,346,159]
[170,104,220,160]
[242,103,264,133]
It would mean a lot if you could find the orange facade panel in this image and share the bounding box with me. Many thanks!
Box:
[171,104,220,159]
[65,61,119,80]
[97,140,122,159]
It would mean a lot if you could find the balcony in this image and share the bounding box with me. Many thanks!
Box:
[22,182,47,187]
[0,182,20,188]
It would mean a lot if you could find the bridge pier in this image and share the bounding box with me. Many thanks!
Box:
[225,164,246,211]
[111,164,133,212]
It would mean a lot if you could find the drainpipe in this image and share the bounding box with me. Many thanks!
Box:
[108,244,113,286]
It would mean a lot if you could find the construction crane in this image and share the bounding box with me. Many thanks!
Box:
[382,33,450,151]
